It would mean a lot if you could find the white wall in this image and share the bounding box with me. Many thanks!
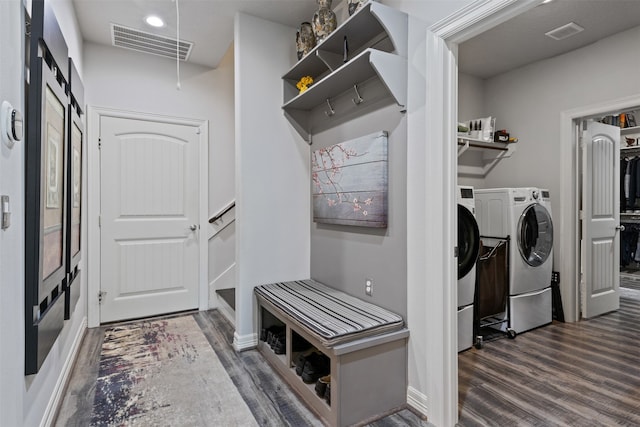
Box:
[85,41,237,312]
[310,106,407,316]
[233,13,310,347]
[457,72,488,188]
[83,43,218,121]
[458,72,485,124]
[0,3,26,425]
[50,0,83,73]
[208,45,235,214]
[482,24,640,321]
[0,1,88,425]
[206,44,236,308]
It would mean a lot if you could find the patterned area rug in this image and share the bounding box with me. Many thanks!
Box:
[91,315,257,426]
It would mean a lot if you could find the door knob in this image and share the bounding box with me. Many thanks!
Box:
[616,225,625,232]
[190,224,198,231]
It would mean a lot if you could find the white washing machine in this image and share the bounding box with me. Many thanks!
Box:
[457,186,480,352]
[474,187,553,334]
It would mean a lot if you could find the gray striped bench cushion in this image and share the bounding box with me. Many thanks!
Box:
[254,279,404,348]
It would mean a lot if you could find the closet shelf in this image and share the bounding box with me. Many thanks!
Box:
[621,145,640,156]
[620,126,640,136]
[621,213,640,222]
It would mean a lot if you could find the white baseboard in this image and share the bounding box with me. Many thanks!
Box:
[407,386,429,419]
[233,331,258,352]
[41,317,88,427]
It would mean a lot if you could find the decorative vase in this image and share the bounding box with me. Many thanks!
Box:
[296,22,316,60]
[312,0,337,43]
[348,0,367,16]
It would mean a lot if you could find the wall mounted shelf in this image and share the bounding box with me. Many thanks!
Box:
[284,49,407,111]
[620,145,640,157]
[620,125,640,136]
[282,2,407,142]
[457,136,516,177]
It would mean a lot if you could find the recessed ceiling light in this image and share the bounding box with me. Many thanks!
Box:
[542,0,554,3]
[145,15,164,28]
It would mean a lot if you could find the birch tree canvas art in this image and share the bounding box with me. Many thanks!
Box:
[312,131,388,228]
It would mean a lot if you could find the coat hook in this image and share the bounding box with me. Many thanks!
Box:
[325,98,335,117]
[352,84,363,105]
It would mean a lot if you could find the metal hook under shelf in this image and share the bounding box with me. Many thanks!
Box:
[325,98,335,117]
[352,84,364,105]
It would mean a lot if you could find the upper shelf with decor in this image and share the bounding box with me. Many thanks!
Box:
[282,1,408,142]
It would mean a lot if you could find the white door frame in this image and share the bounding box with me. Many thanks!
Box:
[560,94,640,322]
[429,1,640,424]
[422,1,542,425]
[87,106,209,328]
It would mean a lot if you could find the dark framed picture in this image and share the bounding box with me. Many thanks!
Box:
[25,0,70,375]
[25,55,69,374]
[65,58,84,320]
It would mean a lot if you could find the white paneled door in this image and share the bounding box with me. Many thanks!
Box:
[99,115,200,323]
[581,120,620,319]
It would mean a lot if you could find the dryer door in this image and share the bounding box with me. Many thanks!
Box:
[517,204,553,267]
[458,204,480,279]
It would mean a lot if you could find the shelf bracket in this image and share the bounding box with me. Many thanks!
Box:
[457,138,470,156]
[352,84,364,105]
[325,98,335,117]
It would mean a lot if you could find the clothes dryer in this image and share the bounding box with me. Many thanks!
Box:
[457,186,480,352]
[475,188,553,334]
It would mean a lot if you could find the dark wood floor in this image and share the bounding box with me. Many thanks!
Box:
[458,286,640,426]
[55,287,640,427]
[54,309,429,427]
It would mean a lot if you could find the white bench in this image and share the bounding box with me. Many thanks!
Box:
[255,279,410,427]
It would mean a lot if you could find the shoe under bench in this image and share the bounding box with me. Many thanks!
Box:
[255,281,409,427]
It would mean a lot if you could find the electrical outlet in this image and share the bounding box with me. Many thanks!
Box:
[365,278,373,296]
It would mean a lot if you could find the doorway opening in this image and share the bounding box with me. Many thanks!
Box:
[440,0,640,424]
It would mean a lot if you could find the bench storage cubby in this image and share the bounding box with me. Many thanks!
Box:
[255,279,409,427]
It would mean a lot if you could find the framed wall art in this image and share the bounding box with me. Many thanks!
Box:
[312,131,388,228]
[65,57,84,320]
[25,0,70,375]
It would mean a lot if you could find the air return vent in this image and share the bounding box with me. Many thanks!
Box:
[111,24,193,61]
[545,22,584,41]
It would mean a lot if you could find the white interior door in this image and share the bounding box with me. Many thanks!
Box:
[581,120,620,319]
[100,115,200,323]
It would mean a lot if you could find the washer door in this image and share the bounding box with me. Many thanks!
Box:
[517,204,553,267]
[458,204,480,279]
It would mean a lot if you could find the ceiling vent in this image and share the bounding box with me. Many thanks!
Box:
[111,23,193,61]
[545,22,584,41]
